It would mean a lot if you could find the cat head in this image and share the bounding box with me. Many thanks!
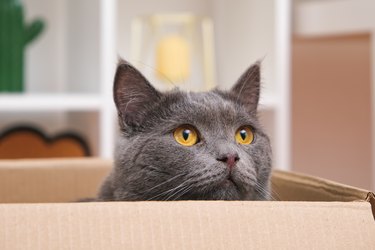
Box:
[108,59,272,201]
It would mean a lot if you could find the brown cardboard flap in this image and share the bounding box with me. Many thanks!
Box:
[271,169,371,202]
[0,201,374,249]
[367,192,375,220]
[271,170,375,220]
[0,158,112,203]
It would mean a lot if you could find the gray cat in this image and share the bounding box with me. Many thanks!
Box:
[97,60,272,201]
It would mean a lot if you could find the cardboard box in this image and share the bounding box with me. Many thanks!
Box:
[0,158,374,249]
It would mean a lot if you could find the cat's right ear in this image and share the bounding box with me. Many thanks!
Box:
[230,62,261,112]
[113,59,162,127]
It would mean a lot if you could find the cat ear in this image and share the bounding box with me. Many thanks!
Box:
[231,62,261,111]
[114,59,162,127]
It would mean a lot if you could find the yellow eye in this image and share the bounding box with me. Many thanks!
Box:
[235,126,254,145]
[173,125,199,146]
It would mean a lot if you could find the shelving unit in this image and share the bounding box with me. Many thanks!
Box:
[0,0,117,158]
[1,0,292,170]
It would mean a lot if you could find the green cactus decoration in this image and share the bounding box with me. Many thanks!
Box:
[0,0,44,92]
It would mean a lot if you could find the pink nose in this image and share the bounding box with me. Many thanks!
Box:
[217,153,240,169]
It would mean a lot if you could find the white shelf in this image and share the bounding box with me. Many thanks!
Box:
[0,94,104,112]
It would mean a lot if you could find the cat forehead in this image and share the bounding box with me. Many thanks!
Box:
[184,91,233,108]
[169,91,236,113]
[158,90,254,128]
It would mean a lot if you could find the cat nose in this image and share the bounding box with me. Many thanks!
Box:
[216,153,240,169]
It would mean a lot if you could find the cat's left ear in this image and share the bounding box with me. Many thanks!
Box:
[113,59,162,128]
[231,62,261,111]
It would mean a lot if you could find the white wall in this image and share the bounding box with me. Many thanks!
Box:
[212,0,275,95]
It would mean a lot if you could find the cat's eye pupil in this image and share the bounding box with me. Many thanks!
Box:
[182,130,190,140]
[240,130,247,140]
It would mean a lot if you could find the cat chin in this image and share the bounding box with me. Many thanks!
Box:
[185,181,245,201]
[198,187,243,201]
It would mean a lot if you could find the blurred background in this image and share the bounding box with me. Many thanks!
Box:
[0,0,374,190]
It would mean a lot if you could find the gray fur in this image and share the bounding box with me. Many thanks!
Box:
[97,60,272,201]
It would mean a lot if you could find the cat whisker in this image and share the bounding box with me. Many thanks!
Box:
[162,180,193,200]
[166,183,194,201]
[147,178,192,201]
[143,173,185,194]
[172,185,194,201]
[269,179,283,201]
[254,182,278,201]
